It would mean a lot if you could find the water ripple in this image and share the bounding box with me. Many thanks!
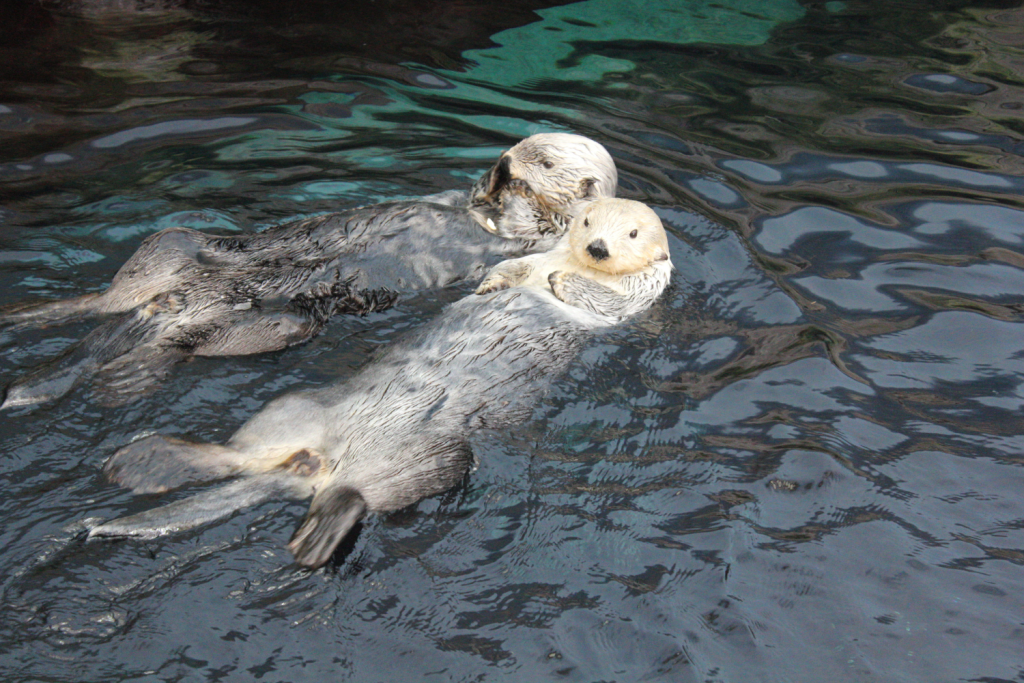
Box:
[0,1,1023,681]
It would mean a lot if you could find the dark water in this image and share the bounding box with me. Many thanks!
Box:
[1,0,1023,680]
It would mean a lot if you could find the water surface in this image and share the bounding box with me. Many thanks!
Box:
[1,1,1023,681]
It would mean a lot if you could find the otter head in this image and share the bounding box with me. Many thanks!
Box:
[568,198,671,276]
[470,133,617,239]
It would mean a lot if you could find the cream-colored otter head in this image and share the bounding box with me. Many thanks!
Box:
[568,198,671,275]
[470,133,617,237]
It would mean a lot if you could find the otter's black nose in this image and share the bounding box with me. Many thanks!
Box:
[586,239,610,261]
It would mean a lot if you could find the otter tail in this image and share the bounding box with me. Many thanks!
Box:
[288,479,367,569]
[88,473,313,540]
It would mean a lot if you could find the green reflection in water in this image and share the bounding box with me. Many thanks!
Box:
[459,0,806,87]
[220,0,806,181]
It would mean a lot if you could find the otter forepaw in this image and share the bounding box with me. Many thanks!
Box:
[141,292,184,318]
[492,180,559,239]
[504,178,535,197]
[475,274,513,295]
[548,270,582,301]
[549,270,641,317]
[476,258,534,295]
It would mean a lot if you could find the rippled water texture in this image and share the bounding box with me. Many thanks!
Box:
[1,1,1023,681]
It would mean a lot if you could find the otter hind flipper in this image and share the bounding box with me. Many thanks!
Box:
[1,350,98,410]
[89,473,313,540]
[90,342,190,406]
[191,282,399,359]
[288,482,367,569]
[1,294,188,410]
[0,292,105,330]
[104,435,251,494]
[0,310,140,410]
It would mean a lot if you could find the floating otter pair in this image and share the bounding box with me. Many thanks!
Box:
[90,198,673,569]
[0,133,616,409]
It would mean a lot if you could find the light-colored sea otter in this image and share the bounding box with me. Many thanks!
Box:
[476,197,671,318]
[89,198,672,569]
[0,133,617,409]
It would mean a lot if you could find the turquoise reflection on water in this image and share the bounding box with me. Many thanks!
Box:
[459,0,806,87]
[40,0,809,196]
[234,0,809,171]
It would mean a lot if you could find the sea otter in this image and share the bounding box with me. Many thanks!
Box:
[0,133,617,409]
[89,198,673,568]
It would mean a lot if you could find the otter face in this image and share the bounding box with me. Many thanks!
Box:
[568,198,671,276]
[470,133,617,233]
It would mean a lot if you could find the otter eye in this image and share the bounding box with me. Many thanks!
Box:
[543,160,554,169]
[629,229,638,239]
[584,218,590,228]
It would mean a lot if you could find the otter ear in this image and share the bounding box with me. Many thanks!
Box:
[579,177,596,198]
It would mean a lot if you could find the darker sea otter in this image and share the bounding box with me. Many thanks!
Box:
[0,133,617,409]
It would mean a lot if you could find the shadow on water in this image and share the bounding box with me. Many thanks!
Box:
[1,0,1023,681]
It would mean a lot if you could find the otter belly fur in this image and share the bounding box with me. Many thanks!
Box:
[0,133,618,409]
[89,198,671,569]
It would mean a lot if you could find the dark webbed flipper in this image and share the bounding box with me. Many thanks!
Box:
[0,351,99,411]
[89,473,312,539]
[104,435,251,494]
[190,276,400,360]
[287,438,475,568]
[3,226,216,334]
[288,481,367,569]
